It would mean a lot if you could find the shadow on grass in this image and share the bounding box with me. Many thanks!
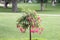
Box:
[36,10,54,12]
[0,6,55,13]
[0,6,12,12]
[0,6,22,13]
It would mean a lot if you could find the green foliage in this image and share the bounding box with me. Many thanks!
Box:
[57,0,60,3]
[17,9,41,31]
[36,0,48,3]
[36,0,40,3]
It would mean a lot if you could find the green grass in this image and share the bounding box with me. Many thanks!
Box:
[0,13,60,40]
[0,3,60,14]
[0,3,40,12]
[0,3,60,40]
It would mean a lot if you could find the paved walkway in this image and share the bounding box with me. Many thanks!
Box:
[0,4,11,7]
[0,4,4,6]
[38,14,60,16]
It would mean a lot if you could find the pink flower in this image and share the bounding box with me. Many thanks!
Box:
[30,29,35,33]
[38,16,40,20]
[19,27,26,33]
[38,27,44,34]
[30,27,44,34]
[35,28,39,33]
[31,25,35,28]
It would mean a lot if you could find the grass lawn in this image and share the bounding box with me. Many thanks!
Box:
[0,3,60,14]
[0,3,60,40]
[0,13,60,40]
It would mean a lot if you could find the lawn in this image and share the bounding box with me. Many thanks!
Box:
[0,13,60,40]
[0,3,40,12]
[0,3,60,14]
[0,3,60,40]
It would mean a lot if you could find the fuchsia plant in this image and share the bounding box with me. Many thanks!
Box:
[17,10,44,40]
